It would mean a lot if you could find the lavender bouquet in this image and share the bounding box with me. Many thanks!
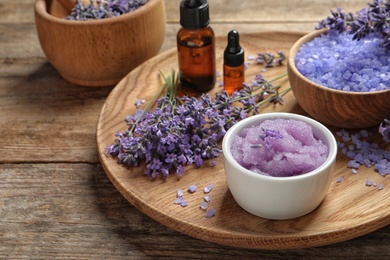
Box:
[106,68,288,178]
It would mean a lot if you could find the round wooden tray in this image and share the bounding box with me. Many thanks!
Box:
[96,32,390,249]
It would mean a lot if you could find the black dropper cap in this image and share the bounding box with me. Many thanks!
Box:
[224,30,244,67]
[180,0,210,29]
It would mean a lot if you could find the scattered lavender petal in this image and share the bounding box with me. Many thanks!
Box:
[205,209,216,218]
[347,160,360,169]
[204,184,214,193]
[248,55,255,61]
[351,168,358,175]
[188,184,197,193]
[180,200,188,207]
[343,136,351,142]
[336,177,342,183]
[360,130,369,138]
[219,81,224,87]
[200,201,208,210]
[378,184,384,190]
[174,197,185,205]
[338,129,389,178]
[177,189,183,198]
[338,142,345,148]
[216,71,221,77]
[366,179,373,187]
[204,195,211,203]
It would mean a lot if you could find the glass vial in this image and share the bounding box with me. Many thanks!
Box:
[223,30,245,95]
[177,0,216,92]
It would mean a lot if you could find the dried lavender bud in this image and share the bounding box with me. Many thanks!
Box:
[66,0,148,21]
[379,119,390,142]
[378,184,384,190]
[336,177,342,183]
[188,184,197,193]
[177,189,184,198]
[174,197,184,205]
[205,209,216,218]
[204,184,213,193]
[180,200,188,207]
[200,201,208,210]
[204,195,210,203]
[256,51,286,67]
[316,0,390,50]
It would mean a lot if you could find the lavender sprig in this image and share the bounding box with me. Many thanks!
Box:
[66,0,148,20]
[379,119,390,142]
[316,0,390,50]
[106,70,289,179]
[255,52,287,67]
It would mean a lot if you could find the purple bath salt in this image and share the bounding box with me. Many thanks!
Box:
[295,31,390,92]
[231,118,328,177]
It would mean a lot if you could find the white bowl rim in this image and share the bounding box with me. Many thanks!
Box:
[222,112,337,182]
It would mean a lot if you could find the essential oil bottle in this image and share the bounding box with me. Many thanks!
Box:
[177,0,216,92]
[223,30,245,95]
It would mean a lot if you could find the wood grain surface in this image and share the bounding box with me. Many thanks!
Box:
[1,0,389,258]
[96,32,390,249]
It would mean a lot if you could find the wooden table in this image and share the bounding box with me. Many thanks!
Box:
[1,0,389,258]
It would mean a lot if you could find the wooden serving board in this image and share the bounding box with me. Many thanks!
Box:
[96,32,389,249]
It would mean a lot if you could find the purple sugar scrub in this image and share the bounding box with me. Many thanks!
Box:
[222,113,337,219]
[295,31,390,92]
[230,118,328,177]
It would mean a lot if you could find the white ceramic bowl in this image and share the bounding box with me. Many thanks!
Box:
[222,112,337,220]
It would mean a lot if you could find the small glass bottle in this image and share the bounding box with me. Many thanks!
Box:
[177,0,216,92]
[223,30,245,95]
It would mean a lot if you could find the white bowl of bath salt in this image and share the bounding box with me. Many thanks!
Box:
[222,112,337,220]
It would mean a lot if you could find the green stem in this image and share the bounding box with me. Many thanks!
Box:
[129,73,168,133]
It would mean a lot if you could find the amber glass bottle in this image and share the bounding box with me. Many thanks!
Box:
[177,0,216,92]
[223,30,245,95]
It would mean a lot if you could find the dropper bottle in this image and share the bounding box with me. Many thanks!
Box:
[223,30,245,95]
[177,0,216,92]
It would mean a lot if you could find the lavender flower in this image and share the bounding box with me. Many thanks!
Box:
[106,69,288,179]
[205,209,216,218]
[317,0,390,50]
[379,119,390,142]
[66,0,148,21]
[255,52,286,67]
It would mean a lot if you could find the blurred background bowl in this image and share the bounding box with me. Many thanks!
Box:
[287,29,390,129]
[35,0,166,87]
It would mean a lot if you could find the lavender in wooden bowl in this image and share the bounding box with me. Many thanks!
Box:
[34,0,166,87]
[287,0,390,128]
